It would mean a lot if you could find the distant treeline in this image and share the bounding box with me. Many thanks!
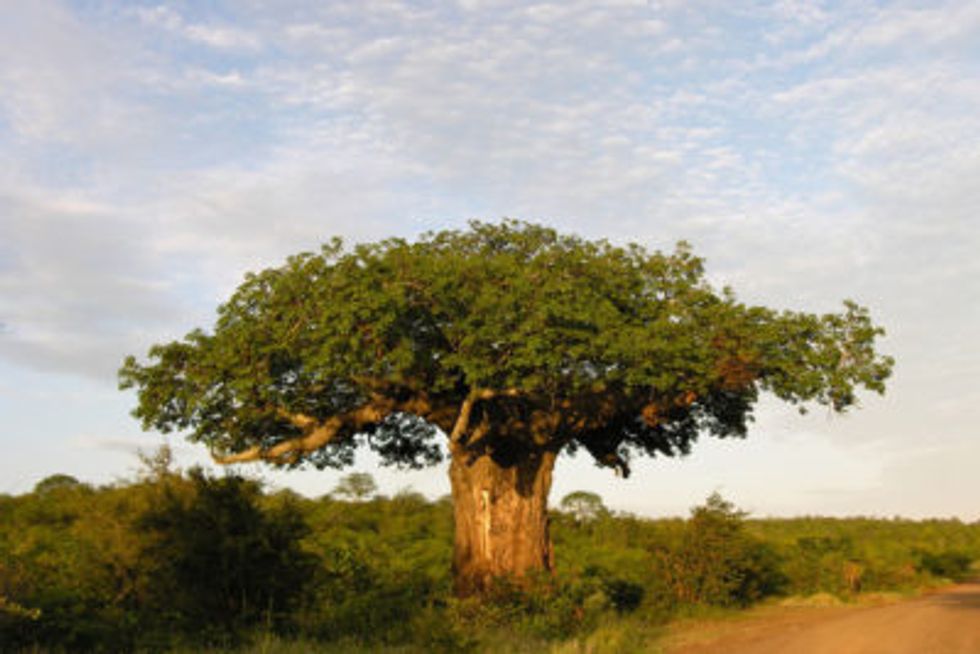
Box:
[2,458,977,652]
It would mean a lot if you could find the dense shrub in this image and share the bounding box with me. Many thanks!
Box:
[0,465,316,651]
[655,493,785,607]
[918,550,973,580]
[137,469,318,645]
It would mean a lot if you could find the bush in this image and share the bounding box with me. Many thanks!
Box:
[656,493,785,607]
[137,469,318,645]
[918,550,973,580]
[444,571,639,643]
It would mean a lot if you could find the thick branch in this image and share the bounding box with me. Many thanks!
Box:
[213,385,444,465]
[213,401,393,465]
[448,392,479,444]
[449,388,520,444]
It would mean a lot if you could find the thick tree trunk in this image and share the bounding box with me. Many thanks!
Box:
[449,443,557,596]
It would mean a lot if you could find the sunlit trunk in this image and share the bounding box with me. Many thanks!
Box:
[449,442,557,596]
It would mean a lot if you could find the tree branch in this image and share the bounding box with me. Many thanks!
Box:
[216,384,525,464]
[213,402,392,465]
[449,388,520,444]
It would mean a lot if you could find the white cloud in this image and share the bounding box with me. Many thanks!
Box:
[819,2,980,55]
[184,68,248,87]
[0,1,148,146]
[134,5,261,50]
[0,185,192,380]
[183,24,261,50]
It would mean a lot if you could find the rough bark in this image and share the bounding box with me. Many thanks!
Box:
[449,441,557,596]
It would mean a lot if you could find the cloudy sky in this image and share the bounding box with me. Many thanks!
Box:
[1,0,978,518]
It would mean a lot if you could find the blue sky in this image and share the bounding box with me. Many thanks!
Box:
[1,0,979,518]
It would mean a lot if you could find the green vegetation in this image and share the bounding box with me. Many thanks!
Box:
[2,464,977,653]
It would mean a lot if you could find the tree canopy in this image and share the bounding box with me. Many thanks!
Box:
[120,221,892,477]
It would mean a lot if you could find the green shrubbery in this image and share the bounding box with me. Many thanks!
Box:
[917,549,973,580]
[137,469,317,645]
[0,459,316,651]
[1,467,978,652]
[654,493,785,607]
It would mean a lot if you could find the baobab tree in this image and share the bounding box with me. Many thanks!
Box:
[120,221,892,595]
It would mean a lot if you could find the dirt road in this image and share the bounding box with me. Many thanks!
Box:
[668,582,980,654]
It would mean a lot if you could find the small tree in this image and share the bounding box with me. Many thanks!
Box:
[137,444,178,480]
[660,493,783,606]
[32,474,81,494]
[120,221,892,595]
[560,491,608,524]
[333,472,378,502]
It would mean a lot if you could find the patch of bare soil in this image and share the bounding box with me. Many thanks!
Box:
[663,583,980,654]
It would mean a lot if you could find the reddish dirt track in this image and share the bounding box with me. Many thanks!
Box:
[668,582,980,654]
